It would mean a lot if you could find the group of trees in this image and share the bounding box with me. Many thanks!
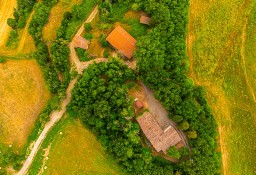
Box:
[132,0,221,174]
[7,0,37,29]
[68,58,175,175]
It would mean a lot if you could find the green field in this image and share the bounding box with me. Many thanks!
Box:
[28,118,124,175]
[188,0,256,174]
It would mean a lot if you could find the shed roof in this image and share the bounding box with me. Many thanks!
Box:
[73,35,89,49]
[106,26,136,59]
[140,16,151,25]
[137,112,182,153]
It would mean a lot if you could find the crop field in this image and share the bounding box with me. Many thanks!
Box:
[28,118,124,175]
[0,60,50,151]
[42,0,82,43]
[0,0,16,48]
[188,0,256,174]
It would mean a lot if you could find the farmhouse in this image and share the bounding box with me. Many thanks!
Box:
[140,16,151,25]
[73,35,89,49]
[137,112,182,153]
[106,26,136,59]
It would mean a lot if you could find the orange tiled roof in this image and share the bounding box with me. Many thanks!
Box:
[106,26,136,59]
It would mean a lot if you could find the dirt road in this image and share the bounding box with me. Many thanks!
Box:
[15,6,99,175]
[69,5,99,74]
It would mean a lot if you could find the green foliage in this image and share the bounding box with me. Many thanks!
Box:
[7,0,37,29]
[84,23,92,32]
[0,144,23,173]
[0,57,6,63]
[172,115,183,123]
[84,33,93,41]
[67,59,174,174]
[28,2,55,45]
[178,120,189,131]
[186,131,197,139]
[56,0,99,40]
[167,146,181,159]
[134,0,221,174]
[5,30,18,49]
[75,48,92,61]
[99,34,108,48]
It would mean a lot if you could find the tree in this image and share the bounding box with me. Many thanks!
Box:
[178,120,189,131]
[186,131,197,139]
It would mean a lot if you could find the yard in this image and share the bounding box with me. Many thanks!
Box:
[188,0,256,174]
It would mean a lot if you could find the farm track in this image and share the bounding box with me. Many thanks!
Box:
[15,6,100,175]
[240,16,256,103]
[17,11,34,52]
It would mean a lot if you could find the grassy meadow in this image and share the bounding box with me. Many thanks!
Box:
[28,118,125,175]
[188,0,256,174]
[0,59,50,151]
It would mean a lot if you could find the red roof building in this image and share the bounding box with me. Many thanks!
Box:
[106,26,136,59]
[137,112,182,153]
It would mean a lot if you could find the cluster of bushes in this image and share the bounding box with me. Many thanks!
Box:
[7,0,37,29]
[68,58,175,174]
[133,0,221,174]
[167,146,188,159]
[56,0,99,40]
[75,48,92,61]
[5,30,19,48]
[28,0,61,95]
[28,1,57,45]
[0,145,24,174]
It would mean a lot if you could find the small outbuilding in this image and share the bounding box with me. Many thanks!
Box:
[134,99,144,109]
[73,35,89,49]
[106,26,136,59]
[140,16,151,25]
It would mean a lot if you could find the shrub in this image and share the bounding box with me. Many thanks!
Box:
[84,33,93,41]
[84,23,92,32]
[0,57,6,63]
[167,146,181,159]
[99,34,108,47]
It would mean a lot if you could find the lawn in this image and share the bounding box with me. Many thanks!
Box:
[0,59,50,152]
[188,0,256,174]
[28,118,125,175]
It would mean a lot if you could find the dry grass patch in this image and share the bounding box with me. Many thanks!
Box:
[42,0,82,43]
[0,60,50,151]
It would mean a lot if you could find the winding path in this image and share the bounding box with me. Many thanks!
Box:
[15,6,99,175]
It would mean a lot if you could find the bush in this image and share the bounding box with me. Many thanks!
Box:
[186,131,197,139]
[84,33,93,41]
[167,146,181,159]
[99,34,109,48]
[5,30,18,48]
[0,57,6,63]
[178,120,190,131]
[84,23,92,32]
[172,115,183,123]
